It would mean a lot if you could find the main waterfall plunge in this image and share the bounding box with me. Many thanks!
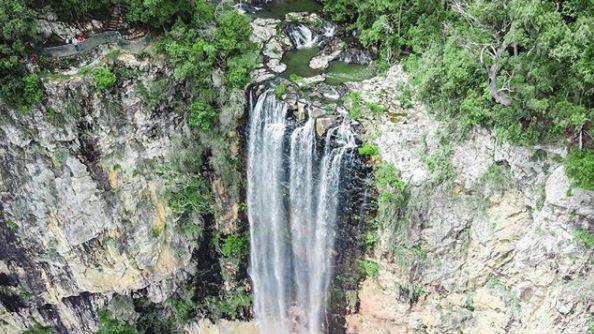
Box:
[247,89,360,334]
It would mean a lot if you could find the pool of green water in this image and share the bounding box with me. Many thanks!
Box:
[280,47,323,79]
[325,61,378,85]
[255,0,323,19]
[255,0,377,85]
[280,47,378,86]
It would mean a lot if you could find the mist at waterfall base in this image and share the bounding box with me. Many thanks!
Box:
[246,88,366,334]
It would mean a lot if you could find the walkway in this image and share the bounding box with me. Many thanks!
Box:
[40,31,150,58]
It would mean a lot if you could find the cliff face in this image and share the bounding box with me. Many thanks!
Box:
[1,9,593,334]
[345,66,594,334]
[0,52,248,333]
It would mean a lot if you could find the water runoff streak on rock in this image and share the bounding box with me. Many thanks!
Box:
[247,89,357,334]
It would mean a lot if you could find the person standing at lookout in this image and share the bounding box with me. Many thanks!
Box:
[72,36,81,51]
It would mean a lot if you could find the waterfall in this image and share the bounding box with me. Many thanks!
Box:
[289,24,320,49]
[247,90,291,334]
[247,89,358,334]
[323,24,336,38]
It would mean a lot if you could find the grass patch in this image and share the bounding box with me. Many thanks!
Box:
[23,325,52,334]
[575,228,594,248]
[96,309,137,334]
[344,91,362,119]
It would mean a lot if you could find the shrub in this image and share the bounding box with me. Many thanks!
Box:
[92,67,117,90]
[374,162,407,207]
[565,149,594,190]
[359,259,379,278]
[575,229,594,248]
[189,100,217,131]
[22,73,43,108]
[274,84,287,99]
[168,178,213,215]
[216,290,251,319]
[359,143,380,156]
[476,163,512,196]
[226,51,259,88]
[96,309,137,334]
[425,145,455,183]
[221,233,249,258]
[23,325,52,334]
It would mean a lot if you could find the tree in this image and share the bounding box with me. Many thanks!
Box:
[0,0,40,111]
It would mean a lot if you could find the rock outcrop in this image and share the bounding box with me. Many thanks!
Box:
[0,50,246,333]
[345,65,594,334]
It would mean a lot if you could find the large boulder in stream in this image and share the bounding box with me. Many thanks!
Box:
[315,115,341,137]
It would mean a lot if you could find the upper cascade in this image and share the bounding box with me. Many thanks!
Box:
[288,24,321,49]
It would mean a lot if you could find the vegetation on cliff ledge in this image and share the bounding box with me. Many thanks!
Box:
[323,0,593,147]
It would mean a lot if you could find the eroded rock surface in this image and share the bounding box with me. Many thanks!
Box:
[346,65,594,334]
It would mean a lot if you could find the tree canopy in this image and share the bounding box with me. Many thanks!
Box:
[323,0,594,145]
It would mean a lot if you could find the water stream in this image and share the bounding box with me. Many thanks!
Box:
[247,89,359,333]
[246,2,370,333]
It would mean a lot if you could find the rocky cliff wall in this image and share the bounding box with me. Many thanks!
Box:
[346,65,594,334]
[0,51,247,334]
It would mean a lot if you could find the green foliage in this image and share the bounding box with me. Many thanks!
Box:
[0,0,40,111]
[5,220,18,231]
[366,101,386,115]
[92,67,117,90]
[22,73,43,108]
[344,91,362,119]
[476,163,513,196]
[47,0,111,22]
[226,51,259,88]
[23,325,52,334]
[588,319,594,334]
[358,259,379,278]
[221,233,249,258]
[274,84,287,99]
[202,290,252,320]
[323,0,594,145]
[126,0,196,29]
[96,309,137,334]
[574,229,594,248]
[358,143,380,156]
[425,145,455,183]
[565,149,594,190]
[214,10,253,59]
[399,86,413,109]
[189,100,217,131]
[363,218,382,251]
[374,162,407,207]
[170,298,194,323]
[289,73,302,82]
[167,178,213,216]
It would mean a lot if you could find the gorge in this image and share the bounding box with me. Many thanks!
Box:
[0,1,593,334]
